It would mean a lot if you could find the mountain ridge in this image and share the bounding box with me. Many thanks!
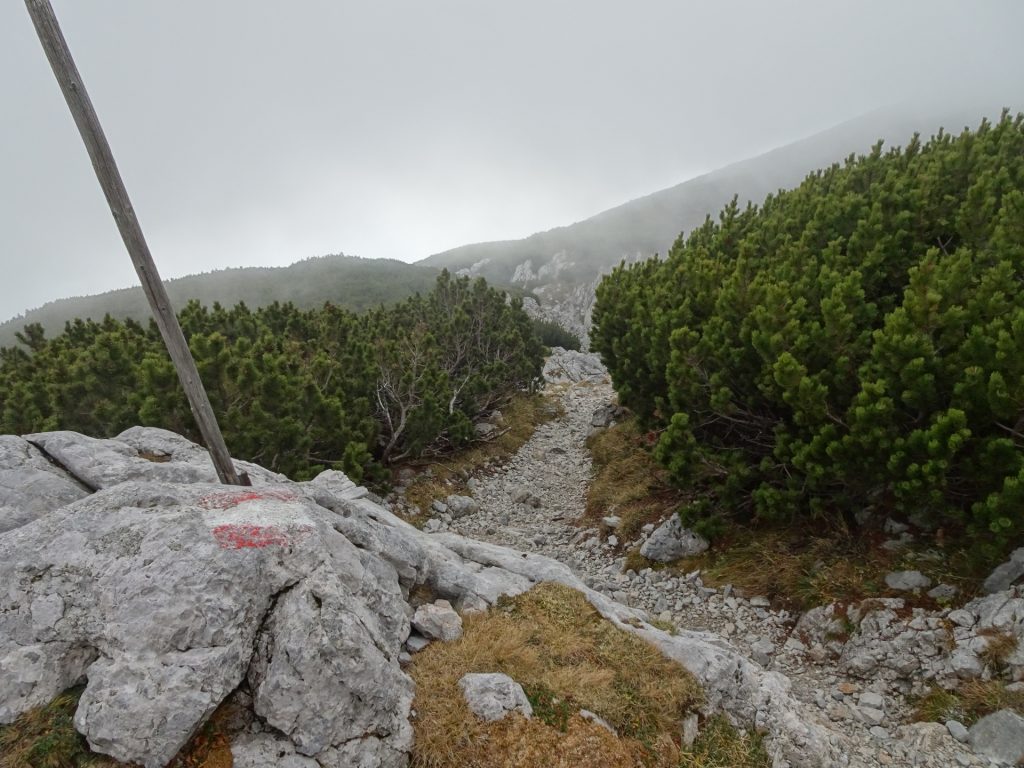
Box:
[418,101,1018,343]
[0,254,441,347]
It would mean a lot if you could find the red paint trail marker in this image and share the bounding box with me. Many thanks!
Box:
[212,523,292,549]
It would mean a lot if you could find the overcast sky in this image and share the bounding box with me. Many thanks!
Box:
[2,1,1023,322]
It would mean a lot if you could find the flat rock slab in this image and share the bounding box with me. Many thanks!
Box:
[884,570,932,591]
[26,428,284,491]
[969,709,1024,764]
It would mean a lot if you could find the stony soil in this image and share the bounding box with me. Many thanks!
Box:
[431,374,994,768]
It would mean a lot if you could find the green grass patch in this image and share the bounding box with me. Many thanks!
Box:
[913,680,1024,726]
[0,687,236,768]
[678,716,770,768]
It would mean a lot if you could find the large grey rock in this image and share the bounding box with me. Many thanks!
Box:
[411,600,463,642]
[0,479,411,768]
[0,435,89,532]
[639,515,709,562]
[983,547,1024,594]
[968,709,1024,764]
[458,673,533,721]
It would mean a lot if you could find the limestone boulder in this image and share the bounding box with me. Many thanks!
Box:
[640,515,709,562]
[0,479,411,768]
[983,547,1024,594]
[445,494,479,519]
[411,600,463,642]
[458,673,533,722]
[0,435,89,533]
[969,709,1024,765]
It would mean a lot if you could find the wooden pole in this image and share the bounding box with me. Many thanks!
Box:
[24,0,245,486]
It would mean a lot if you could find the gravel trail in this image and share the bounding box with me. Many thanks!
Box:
[447,364,990,768]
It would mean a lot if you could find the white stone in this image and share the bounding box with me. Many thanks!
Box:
[681,712,699,746]
[412,600,463,642]
[639,515,708,562]
[859,691,885,710]
[458,673,533,721]
[580,708,617,735]
[946,720,969,743]
[445,495,479,518]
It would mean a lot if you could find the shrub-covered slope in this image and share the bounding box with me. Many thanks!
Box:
[0,272,543,481]
[591,112,1024,558]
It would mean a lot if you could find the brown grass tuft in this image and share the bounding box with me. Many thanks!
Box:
[978,628,1019,670]
[680,528,897,611]
[585,419,681,540]
[408,582,703,768]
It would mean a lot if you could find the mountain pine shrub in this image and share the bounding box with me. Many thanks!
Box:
[0,272,543,481]
[592,112,1024,558]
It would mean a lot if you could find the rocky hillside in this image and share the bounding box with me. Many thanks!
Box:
[419,102,1012,344]
[2,350,1023,767]
[0,428,839,767]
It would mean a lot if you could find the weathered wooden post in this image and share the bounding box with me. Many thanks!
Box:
[24,0,246,485]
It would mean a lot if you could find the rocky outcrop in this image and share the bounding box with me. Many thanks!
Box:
[827,591,1024,694]
[0,476,413,768]
[968,709,1024,764]
[0,426,846,768]
[542,347,608,383]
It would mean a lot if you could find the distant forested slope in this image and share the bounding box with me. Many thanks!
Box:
[0,255,441,347]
